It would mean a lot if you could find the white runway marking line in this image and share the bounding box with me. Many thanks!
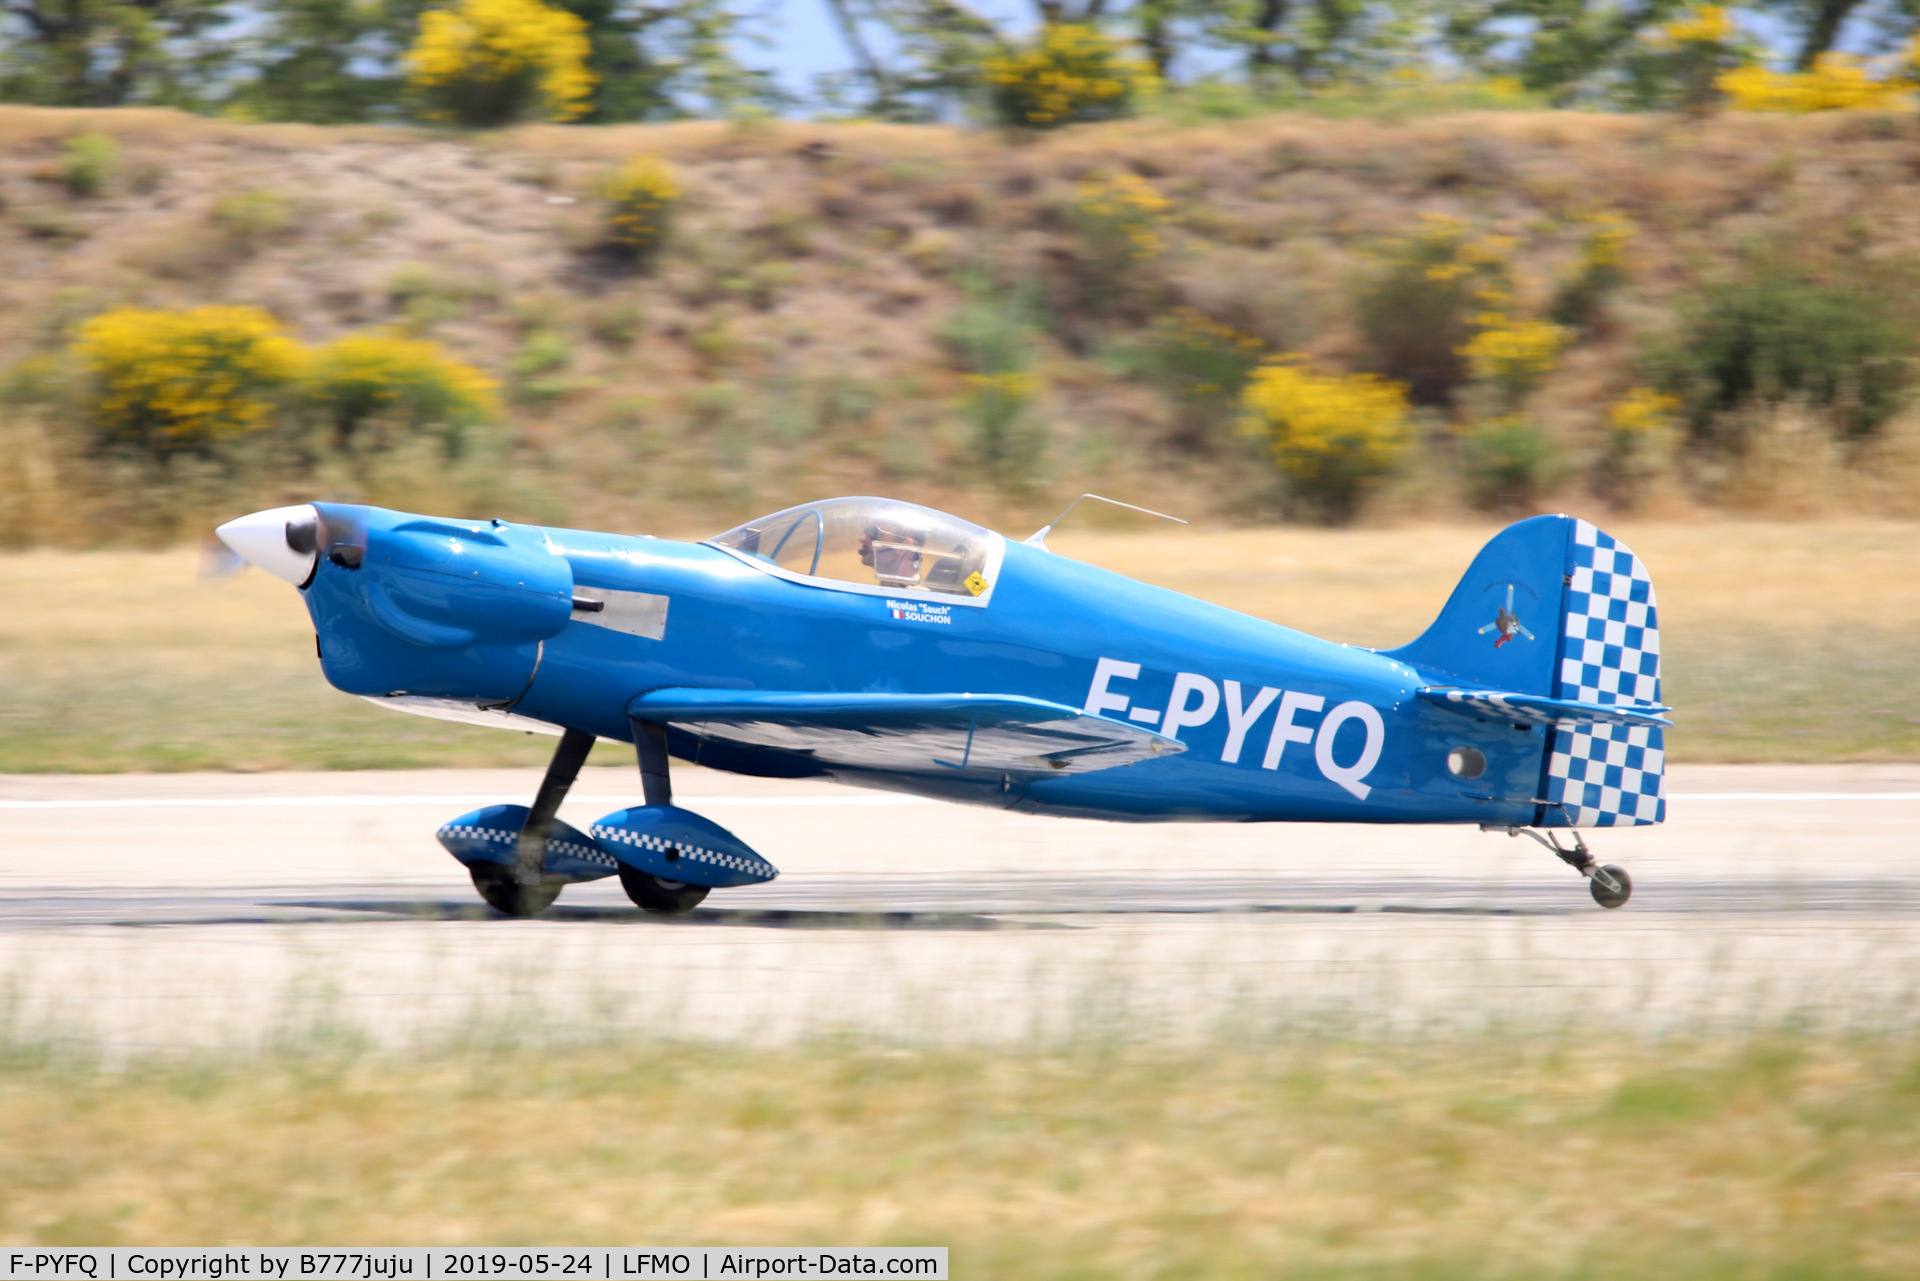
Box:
[3,792,1919,810]
[0,793,943,810]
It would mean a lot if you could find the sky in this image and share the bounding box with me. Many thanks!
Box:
[756,0,1038,105]
[744,0,1897,111]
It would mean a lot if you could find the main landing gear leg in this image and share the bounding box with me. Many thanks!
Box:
[1488,825,1633,909]
[472,726,595,917]
[620,717,709,915]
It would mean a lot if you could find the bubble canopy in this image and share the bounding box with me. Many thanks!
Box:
[707,497,1003,603]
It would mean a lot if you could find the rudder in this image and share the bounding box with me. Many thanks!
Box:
[1383,515,1665,829]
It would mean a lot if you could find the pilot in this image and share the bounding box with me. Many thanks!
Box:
[859,517,924,586]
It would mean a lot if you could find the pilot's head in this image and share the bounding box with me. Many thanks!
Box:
[859,518,924,584]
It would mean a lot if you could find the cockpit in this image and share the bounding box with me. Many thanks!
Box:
[707,498,1000,600]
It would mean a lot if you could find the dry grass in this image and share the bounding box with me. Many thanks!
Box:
[2,1033,1918,1275]
[3,519,1917,771]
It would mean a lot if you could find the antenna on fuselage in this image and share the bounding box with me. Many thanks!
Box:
[1023,493,1188,551]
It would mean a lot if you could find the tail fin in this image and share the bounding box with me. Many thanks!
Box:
[1383,516,1666,829]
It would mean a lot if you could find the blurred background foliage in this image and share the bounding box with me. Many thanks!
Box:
[6,2,1920,542]
[10,0,1920,125]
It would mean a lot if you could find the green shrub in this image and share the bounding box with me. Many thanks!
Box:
[1138,307,1266,441]
[959,370,1044,485]
[1068,172,1169,319]
[510,329,575,404]
[1550,214,1633,332]
[60,133,118,198]
[1462,416,1561,511]
[212,189,295,256]
[588,301,645,347]
[940,276,1039,378]
[1649,254,1919,442]
[1357,216,1513,406]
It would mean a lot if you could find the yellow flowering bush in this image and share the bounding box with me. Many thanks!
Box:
[600,156,680,262]
[1073,171,1169,261]
[1601,387,1682,503]
[1718,53,1912,112]
[1551,211,1635,330]
[1460,317,1568,401]
[984,24,1156,129]
[1609,387,1682,436]
[1581,212,1634,272]
[1240,357,1412,521]
[406,0,594,127]
[307,331,499,449]
[1357,215,1513,405]
[1662,4,1733,46]
[74,306,307,453]
[1635,6,1742,111]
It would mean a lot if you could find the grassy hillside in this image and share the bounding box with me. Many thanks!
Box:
[4,106,1920,546]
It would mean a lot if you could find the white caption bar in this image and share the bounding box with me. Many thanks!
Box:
[0,1249,946,1281]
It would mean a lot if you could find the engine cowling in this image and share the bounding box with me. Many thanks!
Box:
[341,509,574,649]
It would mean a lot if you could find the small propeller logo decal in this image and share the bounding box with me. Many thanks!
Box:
[1478,582,1536,649]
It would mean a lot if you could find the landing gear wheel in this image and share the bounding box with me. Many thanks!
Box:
[470,863,563,917]
[1589,864,1632,910]
[619,865,710,915]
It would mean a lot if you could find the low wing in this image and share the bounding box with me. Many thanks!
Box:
[1418,687,1673,730]
[630,689,1185,775]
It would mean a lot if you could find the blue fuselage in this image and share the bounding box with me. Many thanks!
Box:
[303,518,1548,826]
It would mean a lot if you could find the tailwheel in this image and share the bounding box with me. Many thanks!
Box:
[470,862,564,917]
[619,864,710,915]
[1589,863,1632,910]
[1486,825,1634,910]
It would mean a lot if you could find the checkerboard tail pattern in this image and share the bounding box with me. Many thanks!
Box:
[1541,521,1666,828]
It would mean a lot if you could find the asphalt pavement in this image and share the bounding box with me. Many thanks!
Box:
[3,764,1917,1052]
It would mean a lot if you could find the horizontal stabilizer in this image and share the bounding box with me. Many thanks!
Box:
[1418,687,1673,730]
[629,689,1185,776]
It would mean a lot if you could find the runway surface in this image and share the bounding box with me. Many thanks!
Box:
[3,764,1919,1051]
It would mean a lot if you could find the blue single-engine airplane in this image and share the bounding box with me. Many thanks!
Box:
[214,494,1669,917]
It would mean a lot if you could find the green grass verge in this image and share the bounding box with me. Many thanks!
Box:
[1665,628,1920,762]
[3,1032,1919,1272]
[1,627,1914,772]
[0,657,556,772]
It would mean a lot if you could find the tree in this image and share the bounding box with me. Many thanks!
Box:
[0,0,234,107]
[232,0,775,123]
[406,0,596,126]
[551,0,781,120]
[1441,0,1691,103]
[814,0,1003,119]
[231,0,424,122]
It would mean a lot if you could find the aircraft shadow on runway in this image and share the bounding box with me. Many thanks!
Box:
[95,896,1593,929]
[260,899,1076,931]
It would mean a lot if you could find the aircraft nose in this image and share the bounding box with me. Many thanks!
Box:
[214,504,320,586]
